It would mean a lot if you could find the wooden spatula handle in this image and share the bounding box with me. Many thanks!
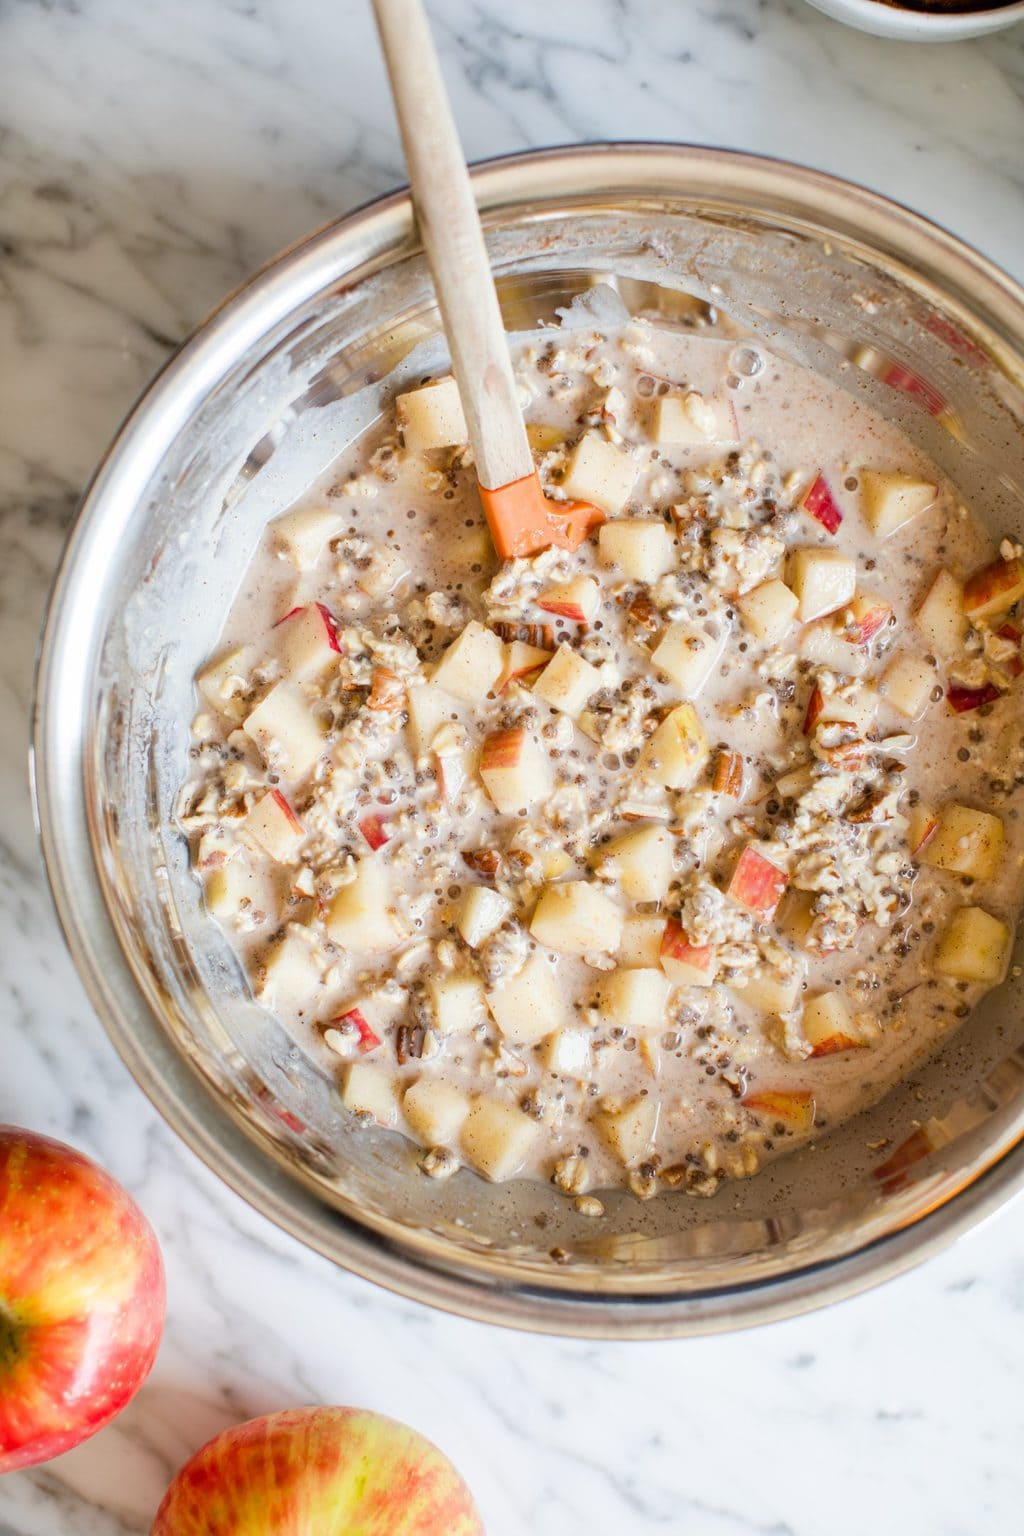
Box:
[372,0,534,491]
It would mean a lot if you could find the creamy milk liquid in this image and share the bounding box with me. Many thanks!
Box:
[178,313,1024,1204]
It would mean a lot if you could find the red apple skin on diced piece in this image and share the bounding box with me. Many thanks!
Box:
[271,789,302,833]
[727,846,788,920]
[497,641,552,693]
[809,1033,863,1058]
[331,1006,382,1053]
[962,556,1024,621]
[741,1089,816,1132]
[947,683,1003,714]
[800,473,843,535]
[358,812,391,851]
[844,593,892,646]
[998,622,1024,679]
[537,576,599,624]
[802,686,824,735]
[908,805,938,855]
[274,603,341,677]
[659,918,716,986]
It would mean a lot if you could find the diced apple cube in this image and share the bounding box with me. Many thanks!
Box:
[802,993,866,1056]
[324,1005,382,1056]
[395,376,468,451]
[497,641,552,693]
[597,825,673,904]
[962,555,1024,621]
[788,549,857,623]
[198,645,257,721]
[479,728,551,814]
[427,971,487,1035]
[733,967,803,1016]
[461,1096,539,1181]
[907,802,939,855]
[457,885,511,948]
[274,603,341,680]
[651,392,739,447]
[659,918,716,987]
[271,505,346,570]
[915,569,966,659]
[619,916,666,968]
[812,684,878,736]
[599,1096,659,1165]
[727,845,788,920]
[651,620,726,699]
[257,931,323,1011]
[531,881,623,957]
[543,1026,593,1075]
[741,1089,815,1132]
[540,848,574,880]
[406,683,455,757]
[947,683,1003,714]
[860,470,937,538]
[934,906,1011,984]
[325,861,401,953]
[598,518,675,584]
[245,790,305,862]
[738,580,800,646]
[560,434,637,515]
[921,804,1004,880]
[430,620,504,702]
[526,422,566,453]
[843,592,893,646]
[800,473,843,535]
[342,1061,400,1128]
[243,683,324,782]
[532,645,603,719]
[799,622,868,678]
[205,856,265,920]
[486,952,566,1045]
[402,1078,470,1146]
[882,650,935,720]
[641,702,710,789]
[599,967,671,1029]
[776,890,816,947]
[537,575,600,623]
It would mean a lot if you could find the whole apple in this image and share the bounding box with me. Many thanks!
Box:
[151,1406,484,1535]
[0,1126,165,1473]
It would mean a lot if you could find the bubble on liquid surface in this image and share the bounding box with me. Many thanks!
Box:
[730,345,764,378]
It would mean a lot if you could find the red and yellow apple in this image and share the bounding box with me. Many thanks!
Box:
[151,1406,484,1536]
[0,1126,165,1473]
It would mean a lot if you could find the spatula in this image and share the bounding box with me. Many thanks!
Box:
[371,0,605,560]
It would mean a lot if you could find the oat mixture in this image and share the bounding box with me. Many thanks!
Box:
[178,316,1024,1204]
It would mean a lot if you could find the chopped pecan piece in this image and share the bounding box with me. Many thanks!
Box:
[712,750,745,797]
[492,621,555,649]
[463,847,502,877]
[366,667,405,711]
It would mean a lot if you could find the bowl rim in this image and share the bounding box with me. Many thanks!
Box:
[804,0,1024,38]
[32,142,1024,1337]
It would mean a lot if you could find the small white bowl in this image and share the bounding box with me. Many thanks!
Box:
[805,0,1024,40]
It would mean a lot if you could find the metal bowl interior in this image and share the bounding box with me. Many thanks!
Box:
[33,146,1024,1336]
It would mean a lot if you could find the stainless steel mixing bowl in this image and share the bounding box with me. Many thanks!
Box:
[33,146,1024,1336]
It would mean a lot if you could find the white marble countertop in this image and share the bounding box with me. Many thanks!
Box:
[3,2,1024,1532]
